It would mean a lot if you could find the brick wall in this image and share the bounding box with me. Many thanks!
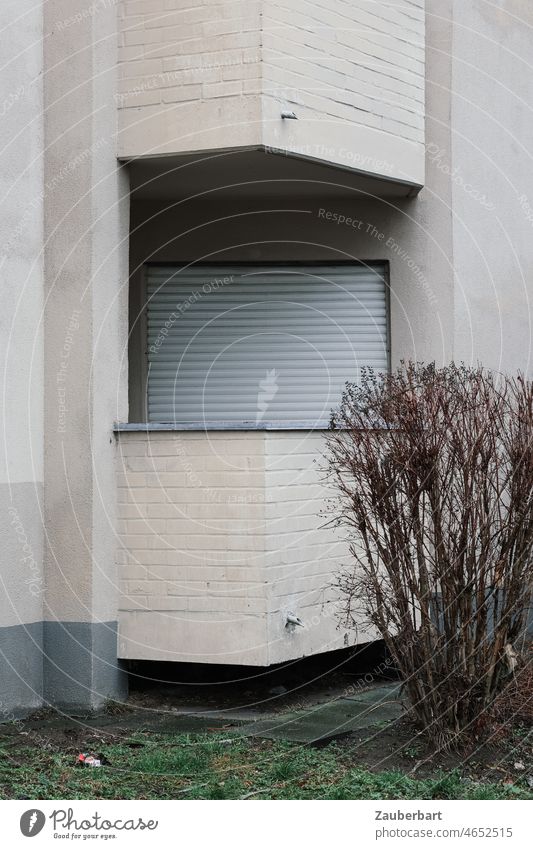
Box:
[117,0,425,184]
[260,0,425,183]
[117,0,263,156]
[116,431,268,663]
[263,433,356,664]
[262,0,425,145]
[116,430,367,664]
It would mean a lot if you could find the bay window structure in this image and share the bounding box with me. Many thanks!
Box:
[112,0,423,665]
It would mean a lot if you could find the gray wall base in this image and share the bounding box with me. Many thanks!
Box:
[43,621,127,713]
[0,620,127,720]
[0,622,43,719]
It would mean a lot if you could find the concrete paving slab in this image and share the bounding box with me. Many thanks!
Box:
[7,710,243,738]
[1,682,403,744]
[239,684,404,743]
[343,684,402,703]
[87,711,243,734]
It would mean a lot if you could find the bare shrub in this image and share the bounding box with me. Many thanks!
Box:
[326,362,533,744]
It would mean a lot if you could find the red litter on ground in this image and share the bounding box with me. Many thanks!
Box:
[78,753,102,768]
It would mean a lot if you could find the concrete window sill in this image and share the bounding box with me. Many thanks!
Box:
[114,421,331,432]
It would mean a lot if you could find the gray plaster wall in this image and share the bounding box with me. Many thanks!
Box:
[43,621,125,712]
[450,0,533,371]
[0,623,43,719]
[1,0,129,717]
[41,0,129,710]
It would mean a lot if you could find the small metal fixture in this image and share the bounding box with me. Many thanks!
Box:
[281,110,298,120]
[286,612,304,628]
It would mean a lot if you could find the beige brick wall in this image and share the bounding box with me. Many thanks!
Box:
[117,0,263,156]
[264,432,356,664]
[262,0,425,165]
[116,430,369,664]
[117,0,425,184]
[117,431,269,663]
[263,0,425,184]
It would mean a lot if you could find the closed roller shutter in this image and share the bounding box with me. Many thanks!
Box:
[146,263,389,426]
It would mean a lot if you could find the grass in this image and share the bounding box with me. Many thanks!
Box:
[0,731,531,800]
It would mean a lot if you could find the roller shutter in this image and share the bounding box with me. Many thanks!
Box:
[146,263,389,426]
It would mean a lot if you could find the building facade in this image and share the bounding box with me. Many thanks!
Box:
[1,0,533,715]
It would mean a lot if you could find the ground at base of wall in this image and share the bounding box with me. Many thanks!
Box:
[0,678,531,800]
[0,720,531,800]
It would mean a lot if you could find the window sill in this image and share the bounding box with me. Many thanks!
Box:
[114,421,331,432]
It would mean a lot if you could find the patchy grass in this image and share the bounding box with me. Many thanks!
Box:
[0,731,531,801]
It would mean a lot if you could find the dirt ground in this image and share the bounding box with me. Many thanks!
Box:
[2,707,530,792]
[1,642,530,794]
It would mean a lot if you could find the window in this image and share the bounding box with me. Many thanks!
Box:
[146,263,389,427]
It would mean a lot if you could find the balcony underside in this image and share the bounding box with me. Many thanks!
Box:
[127,147,422,202]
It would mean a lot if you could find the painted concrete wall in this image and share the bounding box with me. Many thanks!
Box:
[116,430,363,663]
[450,0,533,373]
[0,0,45,717]
[42,0,129,710]
[117,0,426,186]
